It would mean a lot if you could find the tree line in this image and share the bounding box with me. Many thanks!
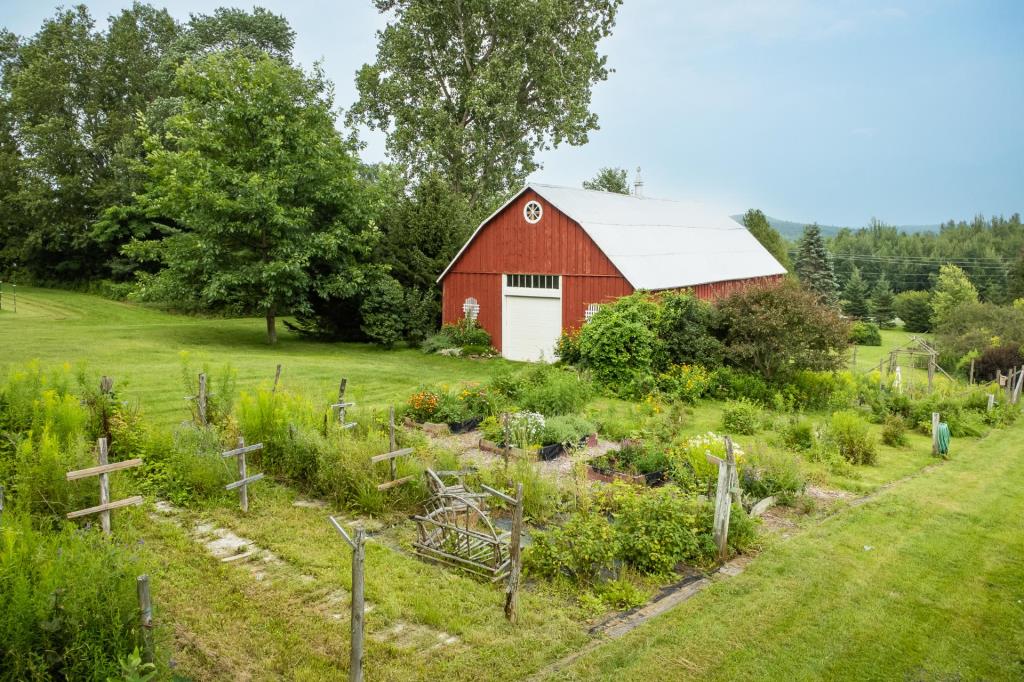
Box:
[0,1,621,343]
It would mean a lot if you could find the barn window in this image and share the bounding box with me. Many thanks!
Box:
[506,274,560,290]
[462,297,480,321]
[584,303,601,322]
[523,200,543,224]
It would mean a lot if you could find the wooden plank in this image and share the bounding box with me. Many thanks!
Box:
[481,484,517,505]
[98,438,111,535]
[329,515,356,550]
[369,447,414,464]
[705,453,724,467]
[221,443,263,458]
[225,472,265,491]
[66,458,143,481]
[350,529,366,682]
[137,575,155,665]
[330,402,356,409]
[376,475,414,491]
[67,495,144,519]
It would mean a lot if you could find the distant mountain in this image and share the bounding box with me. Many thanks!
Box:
[732,215,942,239]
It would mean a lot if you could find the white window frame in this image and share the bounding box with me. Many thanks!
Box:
[523,200,543,224]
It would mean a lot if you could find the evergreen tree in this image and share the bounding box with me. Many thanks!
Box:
[794,223,839,305]
[741,209,791,270]
[841,266,871,318]
[870,274,896,328]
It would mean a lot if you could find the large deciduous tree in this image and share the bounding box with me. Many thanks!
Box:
[583,167,630,194]
[931,263,979,329]
[350,0,621,210]
[741,209,791,270]
[127,51,377,344]
[794,223,839,305]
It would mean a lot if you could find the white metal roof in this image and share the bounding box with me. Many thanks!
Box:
[438,183,787,289]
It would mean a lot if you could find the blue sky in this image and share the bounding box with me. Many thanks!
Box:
[2,0,1022,226]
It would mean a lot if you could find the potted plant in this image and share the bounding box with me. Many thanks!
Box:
[586,442,668,486]
[537,415,596,461]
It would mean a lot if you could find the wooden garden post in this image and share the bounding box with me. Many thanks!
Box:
[725,437,740,506]
[97,437,112,535]
[329,517,365,682]
[197,373,208,426]
[927,355,935,392]
[707,441,735,563]
[388,406,397,481]
[851,346,857,371]
[504,482,525,623]
[969,358,975,385]
[137,575,155,665]
[931,412,940,456]
[236,437,248,512]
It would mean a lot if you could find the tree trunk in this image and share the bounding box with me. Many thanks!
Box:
[266,306,277,345]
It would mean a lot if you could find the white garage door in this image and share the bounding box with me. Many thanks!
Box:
[503,293,562,362]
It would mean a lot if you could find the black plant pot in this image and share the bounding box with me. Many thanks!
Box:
[538,443,564,461]
[643,470,667,486]
[448,416,483,434]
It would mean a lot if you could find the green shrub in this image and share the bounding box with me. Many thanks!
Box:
[881,415,908,447]
[656,363,713,402]
[741,449,807,505]
[849,321,882,345]
[539,415,594,447]
[828,411,878,465]
[613,485,707,574]
[893,290,933,332]
[525,511,618,582]
[477,457,561,523]
[711,367,774,403]
[657,291,723,367]
[781,370,858,411]
[781,416,816,451]
[721,398,762,435]
[0,513,148,680]
[518,365,592,416]
[138,427,233,507]
[444,318,491,348]
[576,293,662,396]
[666,432,745,491]
[554,327,582,365]
[589,442,669,477]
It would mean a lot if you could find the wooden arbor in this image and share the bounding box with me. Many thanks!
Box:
[880,336,951,392]
[412,469,520,582]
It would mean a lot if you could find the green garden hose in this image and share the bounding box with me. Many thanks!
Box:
[937,421,951,456]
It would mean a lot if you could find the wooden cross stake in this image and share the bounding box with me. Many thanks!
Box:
[66,437,143,534]
[329,516,366,682]
[706,436,739,562]
[504,482,525,622]
[222,437,265,512]
[331,378,356,429]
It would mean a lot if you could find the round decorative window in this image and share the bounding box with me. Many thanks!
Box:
[523,200,543,224]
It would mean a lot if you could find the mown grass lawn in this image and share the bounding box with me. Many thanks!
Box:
[2,287,513,429]
[549,418,1024,681]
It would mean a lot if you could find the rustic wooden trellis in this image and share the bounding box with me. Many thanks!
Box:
[877,336,951,392]
[412,469,522,585]
[66,437,143,534]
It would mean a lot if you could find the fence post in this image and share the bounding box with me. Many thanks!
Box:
[969,358,975,385]
[98,437,112,535]
[725,437,740,506]
[330,517,365,682]
[851,346,857,371]
[931,412,940,456]
[197,373,208,426]
[388,406,397,481]
[504,482,525,623]
[137,575,155,665]
[711,451,733,563]
[236,437,249,513]
[988,394,995,412]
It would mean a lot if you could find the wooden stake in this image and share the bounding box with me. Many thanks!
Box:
[388,406,397,481]
[100,376,114,395]
[931,412,940,456]
[137,574,154,665]
[988,393,995,412]
[237,437,248,512]
[969,358,975,385]
[710,443,734,562]
[328,517,365,682]
[504,482,524,622]
[272,364,282,393]
[98,437,111,535]
[0,484,5,520]
[851,346,857,371]
[197,373,208,426]
[927,355,935,392]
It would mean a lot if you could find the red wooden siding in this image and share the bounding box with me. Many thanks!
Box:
[442,190,631,351]
[685,274,784,300]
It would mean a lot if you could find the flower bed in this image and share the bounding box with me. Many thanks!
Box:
[586,442,667,487]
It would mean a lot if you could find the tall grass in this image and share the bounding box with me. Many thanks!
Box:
[0,513,147,681]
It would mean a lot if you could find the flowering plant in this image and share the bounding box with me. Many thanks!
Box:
[503,411,545,450]
[407,388,441,421]
[666,431,744,490]
[656,363,712,403]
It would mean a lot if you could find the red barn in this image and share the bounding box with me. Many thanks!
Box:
[438,184,786,361]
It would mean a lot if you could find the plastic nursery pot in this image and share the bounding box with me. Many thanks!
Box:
[448,416,483,434]
[538,443,564,461]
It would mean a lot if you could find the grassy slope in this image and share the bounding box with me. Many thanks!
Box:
[551,420,1024,681]
[0,287,511,429]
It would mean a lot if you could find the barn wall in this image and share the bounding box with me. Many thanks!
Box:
[686,274,784,301]
[442,189,632,352]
